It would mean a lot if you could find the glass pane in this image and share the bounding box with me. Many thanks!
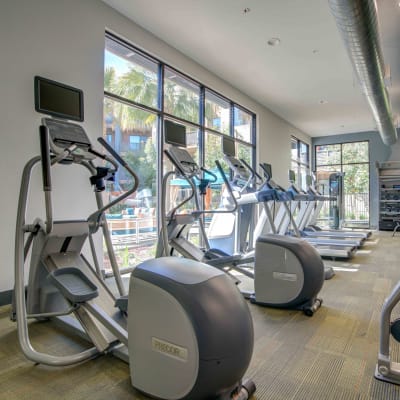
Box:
[103,98,158,272]
[299,142,309,164]
[205,90,230,134]
[204,132,230,210]
[164,67,200,123]
[105,37,159,109]
[163,123,200,245]
[204,132,228,171]
[291,138,298,160]
[343,163,369,226]
[299,165,308,191]
[315,144,341,166]
[342,141,369,164]
[315,167,340,196]
[164,120,199,165]
[237,143,252,166]
[290,161,299,184]
[314,168,340,228]
[163,122,199,213]
[234,106,252,142]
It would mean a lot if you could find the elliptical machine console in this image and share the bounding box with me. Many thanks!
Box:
[13,76,256,400]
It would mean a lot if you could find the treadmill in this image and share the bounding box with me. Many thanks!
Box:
[261,166,358,260]
[303,179,372,240]
[285,180,362,245]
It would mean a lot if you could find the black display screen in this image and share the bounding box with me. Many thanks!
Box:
[222,136,236,157]
[261,163,272,179]
[34,76,84,121]
[164,120,186,147]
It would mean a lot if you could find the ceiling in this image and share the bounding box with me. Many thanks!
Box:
[102,0,400,138]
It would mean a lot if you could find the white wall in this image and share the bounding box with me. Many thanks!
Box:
[0,0,311,292]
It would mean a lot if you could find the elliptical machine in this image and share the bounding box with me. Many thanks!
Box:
[13,76,256,400]
[157,122,325,316]
[375,281,400,384]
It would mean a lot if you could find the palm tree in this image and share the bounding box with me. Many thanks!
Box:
[164,79,199,123]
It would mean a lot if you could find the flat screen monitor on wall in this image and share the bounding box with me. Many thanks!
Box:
[164,120,186,147]
[34,76,84,122]
[222,136,236,157]
[260,163,272,179]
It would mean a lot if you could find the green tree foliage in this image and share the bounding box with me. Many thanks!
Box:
[342,142,369,194]
[104,64,253,205]
[316,141,370,222]
[123,138,156,191]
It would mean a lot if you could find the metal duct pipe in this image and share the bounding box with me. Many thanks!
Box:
[328,0,398,145]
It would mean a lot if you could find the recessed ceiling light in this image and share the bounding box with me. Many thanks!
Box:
[267,37,281,47]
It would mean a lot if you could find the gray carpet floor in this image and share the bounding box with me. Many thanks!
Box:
[1,231,400,399]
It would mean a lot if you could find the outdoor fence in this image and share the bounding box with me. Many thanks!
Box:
[318,192,369,227]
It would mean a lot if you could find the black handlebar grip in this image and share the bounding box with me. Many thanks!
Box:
[39,125,52,191]
[215,160,228,185]
[241,158,262,180]
[215,160,238,210]
[98,137,127,167]
[201,167,218,183]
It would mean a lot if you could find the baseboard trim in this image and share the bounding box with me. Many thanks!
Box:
[0,290,12,306]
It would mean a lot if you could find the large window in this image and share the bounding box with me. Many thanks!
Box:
[164,68,200,123]
[315,141,370,227]
[103,33,256,273]
[205,90,230,134]
[291,136,310,190]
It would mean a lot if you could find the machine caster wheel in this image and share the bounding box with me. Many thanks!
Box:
[234,379,256,399]
[304,308,314,317]
[303,298,322,317]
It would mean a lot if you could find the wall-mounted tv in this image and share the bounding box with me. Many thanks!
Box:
[260,162,272,179]
[164,120,186,147]
[222,136,236,157]
[34,76,84,121]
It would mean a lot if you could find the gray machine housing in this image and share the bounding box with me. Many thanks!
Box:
[129,257,254,400]
[253,234,324,314]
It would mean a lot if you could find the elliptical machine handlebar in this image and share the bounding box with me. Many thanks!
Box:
[97,137,139,193]
[86,138,140,230]
[200,166,218,182]
[39,126,52,192]
[239,158,264,186]
[35,119,141,235]
[39,126,53,234]
[192,160,238,216]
